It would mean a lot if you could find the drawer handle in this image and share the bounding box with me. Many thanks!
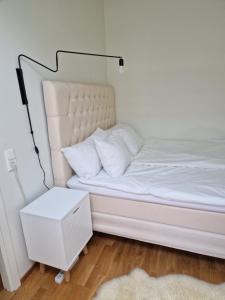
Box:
[73,207,80,214]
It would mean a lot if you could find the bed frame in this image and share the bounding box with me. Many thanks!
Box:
[43,80,225,259]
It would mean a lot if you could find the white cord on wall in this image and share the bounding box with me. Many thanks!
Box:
[13,169,27,206]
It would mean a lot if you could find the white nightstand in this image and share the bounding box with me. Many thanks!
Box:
[20,187,93,282]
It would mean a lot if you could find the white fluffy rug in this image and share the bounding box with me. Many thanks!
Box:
[93,268,225,300]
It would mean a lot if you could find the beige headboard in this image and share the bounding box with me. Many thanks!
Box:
[43,81,116,187]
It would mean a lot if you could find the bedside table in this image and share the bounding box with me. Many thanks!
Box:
[20,187,93,282]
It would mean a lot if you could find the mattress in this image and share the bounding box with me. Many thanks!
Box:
[67,138,225,213]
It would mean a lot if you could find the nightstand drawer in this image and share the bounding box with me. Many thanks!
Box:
[63,195,92,268]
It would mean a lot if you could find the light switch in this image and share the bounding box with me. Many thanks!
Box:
[4,148,17,172]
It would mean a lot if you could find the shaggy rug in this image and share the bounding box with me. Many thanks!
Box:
[93,268,225,300]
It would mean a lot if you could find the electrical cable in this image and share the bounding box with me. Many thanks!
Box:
[13,169,26,205]
[27,105,50,190]
[30,129,50,190]
[18,64,50,190]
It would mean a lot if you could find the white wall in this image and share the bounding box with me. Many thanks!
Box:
[0,0,106,278]
[104,0,225,139]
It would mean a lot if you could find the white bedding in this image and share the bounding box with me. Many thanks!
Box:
[134,138,225,169]
[67,174,225,212]
[67,138,225,211]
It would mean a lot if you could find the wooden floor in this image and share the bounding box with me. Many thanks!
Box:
[1,233,225,300]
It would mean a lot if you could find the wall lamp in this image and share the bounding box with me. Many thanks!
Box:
[16,50,124,189]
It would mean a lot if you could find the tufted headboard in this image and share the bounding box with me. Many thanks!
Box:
[43,81,116,187]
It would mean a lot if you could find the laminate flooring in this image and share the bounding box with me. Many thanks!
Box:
[1,233,224,300]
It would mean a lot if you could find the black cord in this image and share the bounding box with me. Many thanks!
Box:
[25,97,50,190]
[32,133,50,190]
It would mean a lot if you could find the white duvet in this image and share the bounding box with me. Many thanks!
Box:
[134,138,225,169]
[78,139,225,208]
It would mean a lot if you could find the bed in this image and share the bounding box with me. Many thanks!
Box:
[43,80,225,259]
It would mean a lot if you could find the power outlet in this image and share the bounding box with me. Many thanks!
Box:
[4,148,17,172]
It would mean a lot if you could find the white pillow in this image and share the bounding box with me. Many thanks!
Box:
[88,127,109,142]
[112,123,143,155]
[95,135,131,177]
[62,129,104,179]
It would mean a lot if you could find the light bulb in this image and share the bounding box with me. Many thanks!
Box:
[119,58,124,74]
[119,66,124,74]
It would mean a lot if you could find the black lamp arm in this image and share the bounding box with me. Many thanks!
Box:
[18,50,123,72]
[17,50,124,105]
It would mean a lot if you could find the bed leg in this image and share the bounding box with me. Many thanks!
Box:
[40,263,45,274]
[65,271,71,282]
[83,246,88,255]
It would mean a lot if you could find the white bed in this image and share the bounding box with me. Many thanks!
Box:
[68,175,225,213]
[43,80,225,259]
[68,138,225,212]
